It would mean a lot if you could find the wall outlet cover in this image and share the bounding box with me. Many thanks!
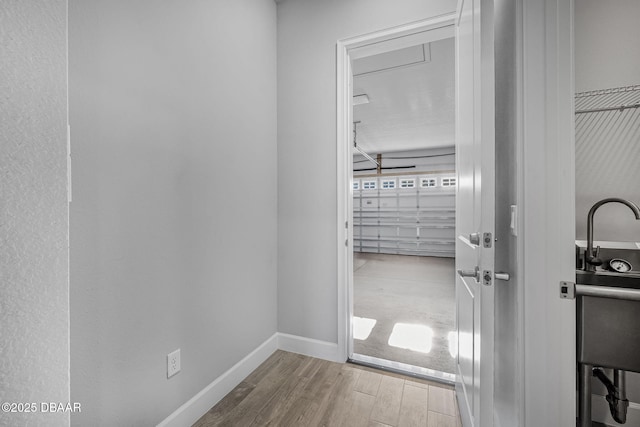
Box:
[167,349,181,378]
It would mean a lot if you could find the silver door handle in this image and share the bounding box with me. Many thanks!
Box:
[468,233,480,246]
[457,267,480,282]
[495,272,510,281]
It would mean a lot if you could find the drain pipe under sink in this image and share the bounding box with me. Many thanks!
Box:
[593,367,629,424]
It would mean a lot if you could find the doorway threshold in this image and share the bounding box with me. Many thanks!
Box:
[349,353,456,385]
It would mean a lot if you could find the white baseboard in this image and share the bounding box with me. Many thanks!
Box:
[156,333,278,427]
[277,332,340,362]
[156,332,341,427]
[592,394,640,426]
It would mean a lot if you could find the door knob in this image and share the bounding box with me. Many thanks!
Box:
[495,272,510,281]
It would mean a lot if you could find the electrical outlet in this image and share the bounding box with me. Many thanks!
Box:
[167,349,181,378]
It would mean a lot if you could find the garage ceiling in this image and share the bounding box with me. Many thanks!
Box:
[352,37,455,154]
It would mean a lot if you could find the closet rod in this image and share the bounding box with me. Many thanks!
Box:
[575,102,640,115]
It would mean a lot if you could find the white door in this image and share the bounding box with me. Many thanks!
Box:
[454,0,495,426]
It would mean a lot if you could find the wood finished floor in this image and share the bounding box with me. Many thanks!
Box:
[193,350,461,427]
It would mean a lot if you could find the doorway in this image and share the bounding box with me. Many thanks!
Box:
[336,16,458,383]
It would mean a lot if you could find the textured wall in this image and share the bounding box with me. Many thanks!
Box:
[69,0,277,425]
[0,1,70,426]
[277,0,456,343]
[574,0,640,93]
[574,89,640,243]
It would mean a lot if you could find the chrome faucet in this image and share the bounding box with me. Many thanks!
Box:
[585,198,640,271]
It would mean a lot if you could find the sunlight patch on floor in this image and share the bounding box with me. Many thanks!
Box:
[353,316,377,340]
[388,323,433,353]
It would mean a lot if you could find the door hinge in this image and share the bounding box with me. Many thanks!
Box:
[67,124,72,203]
[345,239,349,247]
[483,232,492,248]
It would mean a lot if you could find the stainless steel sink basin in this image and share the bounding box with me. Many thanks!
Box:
[576,270,640,288]
[576,246,640,272]
[576,248,640,373]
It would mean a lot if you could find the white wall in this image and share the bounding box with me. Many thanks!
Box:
[574,0,640,93]
[69,1,278,425]
[277,0,456,345]
[0,1,69,426]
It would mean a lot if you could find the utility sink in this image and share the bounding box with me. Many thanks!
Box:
[576,270,640,288]
[576,247,640,373]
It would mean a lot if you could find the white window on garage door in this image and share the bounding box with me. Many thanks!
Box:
[381,179,396,189]
[362,180,377,190]
[421,177,437,188]
[441,177,457,187]
[399,178,415,188]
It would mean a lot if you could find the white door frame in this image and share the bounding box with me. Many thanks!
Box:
[518,0,576,425]
[335,13,457,363]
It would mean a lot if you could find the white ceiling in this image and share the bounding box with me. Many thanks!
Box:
[352,37,455,154]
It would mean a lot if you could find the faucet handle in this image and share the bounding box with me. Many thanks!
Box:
[587,245,603,267]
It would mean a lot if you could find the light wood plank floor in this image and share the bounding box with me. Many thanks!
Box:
[193,350,462,427]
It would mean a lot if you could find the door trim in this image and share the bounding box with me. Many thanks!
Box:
[519,0,576,425]
[335,13,457,363]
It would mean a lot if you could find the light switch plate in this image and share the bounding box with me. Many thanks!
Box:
[510,205,518,236]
